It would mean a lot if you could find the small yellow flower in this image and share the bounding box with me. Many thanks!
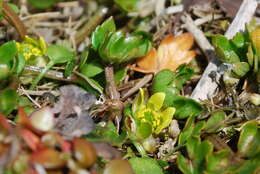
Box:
[132,88,175,136]
[16,36,46,60]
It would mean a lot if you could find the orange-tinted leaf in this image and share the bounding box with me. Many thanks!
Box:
[30,148,66,169]
[20,128,40,151]
[135,48,158,73]
[133,33,196,73]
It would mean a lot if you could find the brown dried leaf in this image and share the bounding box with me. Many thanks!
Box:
[131,33,196,73]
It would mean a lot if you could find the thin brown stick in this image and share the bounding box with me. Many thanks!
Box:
[2,2,27,39]
[75,7,108,44]
[122,74,153,100]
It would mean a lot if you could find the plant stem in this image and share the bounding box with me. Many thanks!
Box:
[29,61,54,90]
[105,65,120,99]
[24,65,101,95]
[24,65,76,82]
[2,2,27,39]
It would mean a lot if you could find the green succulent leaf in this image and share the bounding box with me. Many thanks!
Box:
[237,121,260,158]
[178,116,195,145]
[79,49,89,70]
[129,157,164,174]
[177,153,193,174]
[177,137,213,174]
[152,69,178,107]
[92,17,116,51]
[152,67,194,107]
[0,41,17,66]
[171,96,203,119]
[98,31,152,64]
[235,154,260,174]
[0,41,17,80]
[186,137,213,168]
[136,121,153,139]
[212,34,240,63]
[231,32,246,49]
[46,45,74,64]
[206,150,230,174]
[80,60,104,78]
[231,62,250,78]
[0,64,10,81]
[174,65,194,90]
[0,88,18,115]
[205,111,226,133]
[14,53,26,75]
[247,44,254,66]
[114,67,128,85]
[91,18,152,65]
[64,59,76,77]
[178,116,205,145]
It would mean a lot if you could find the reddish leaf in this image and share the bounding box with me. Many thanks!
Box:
[20,128,40,151]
